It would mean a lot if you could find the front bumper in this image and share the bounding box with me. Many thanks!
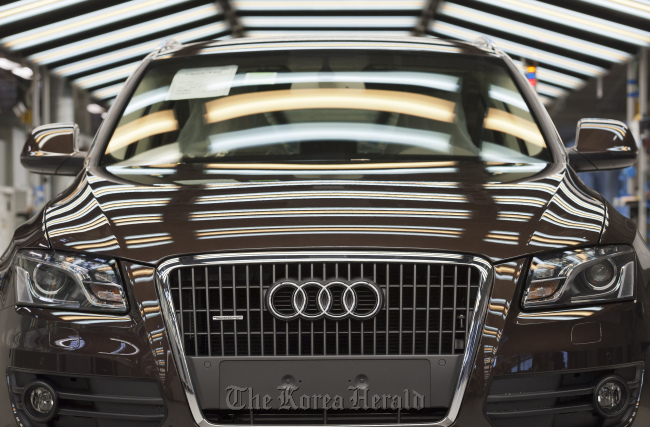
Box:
[2,256,649,427]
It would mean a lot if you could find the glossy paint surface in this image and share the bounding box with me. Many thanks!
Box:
[0,37,649,427]
[2,242,649,426]
[40,162,607,266]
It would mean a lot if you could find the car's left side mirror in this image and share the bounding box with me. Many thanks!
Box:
[567,118,638,172]
[20,123,87,175]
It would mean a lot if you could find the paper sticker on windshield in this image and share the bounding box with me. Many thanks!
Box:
[167,65,238,100]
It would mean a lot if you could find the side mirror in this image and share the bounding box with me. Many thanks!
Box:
[567,118,637,172]
[20,123,86,175]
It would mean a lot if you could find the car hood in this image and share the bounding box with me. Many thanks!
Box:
[44,162,606,265]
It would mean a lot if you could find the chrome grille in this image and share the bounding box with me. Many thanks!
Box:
[168,260,481,357]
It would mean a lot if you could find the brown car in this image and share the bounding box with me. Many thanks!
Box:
[1,37,648,427]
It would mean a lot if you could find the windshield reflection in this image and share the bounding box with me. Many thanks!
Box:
[102,49,549,172]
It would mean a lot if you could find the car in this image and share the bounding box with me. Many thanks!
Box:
[1,36,647,427]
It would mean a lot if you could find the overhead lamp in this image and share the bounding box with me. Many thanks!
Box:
[2,0,193,51]
[579,0,650,20]
[74,62,139,89]
[234,0,426,11]
[474,0,650,46]
[87,104,105,114]
[0,56,33,79]
[29,3,220,65]
[0,57,20,71]
[241,16,418,28]
[431,21,605,77]
[92,83,124,101]
[246,30,413,37]
[0,0,85,27]
[52,22,227,77]
[440,3,630,63]
[536,83,567,98]
[53,42,159,76]
[12,66,33,79]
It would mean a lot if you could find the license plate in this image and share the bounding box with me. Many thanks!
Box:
[219,359,431,410]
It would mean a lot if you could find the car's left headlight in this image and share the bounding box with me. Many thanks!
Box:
[522,245,635,309]
[12,250,128,313]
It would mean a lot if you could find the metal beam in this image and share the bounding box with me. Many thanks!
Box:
[627,60,637,200]
[216,0,243,38]
[639,47,648,241]
[413,0,442,36]
[627,60,637,127]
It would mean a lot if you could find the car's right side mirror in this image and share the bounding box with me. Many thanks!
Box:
[567,118,638,172]
[20,123,86,175]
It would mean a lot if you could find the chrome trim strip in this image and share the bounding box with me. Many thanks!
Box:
[155,251,494,427]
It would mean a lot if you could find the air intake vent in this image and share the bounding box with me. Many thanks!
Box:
[8,369,166,427]
[484,364,643,427]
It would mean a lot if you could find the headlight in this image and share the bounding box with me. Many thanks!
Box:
[13,250,128,313]
[522,245,635,309]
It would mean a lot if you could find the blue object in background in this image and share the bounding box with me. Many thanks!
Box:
[33,185,45,209]
[579,169,621,206]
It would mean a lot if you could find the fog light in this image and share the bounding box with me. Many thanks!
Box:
[22,381,57,422]
[594,375,628,418]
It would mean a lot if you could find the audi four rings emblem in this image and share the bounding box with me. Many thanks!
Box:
[266,279,384,321]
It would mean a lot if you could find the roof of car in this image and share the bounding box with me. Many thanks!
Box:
[152,36,497,60]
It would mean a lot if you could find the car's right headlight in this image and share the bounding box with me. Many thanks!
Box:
[522,245,635,309]
[12,250,128,313]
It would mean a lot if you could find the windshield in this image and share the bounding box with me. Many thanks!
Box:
[101,48,551,174]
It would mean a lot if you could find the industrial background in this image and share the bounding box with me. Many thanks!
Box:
[0,0,649,252]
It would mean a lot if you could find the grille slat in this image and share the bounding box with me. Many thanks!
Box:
[373,263,377,356]
[451,266,457,353]
[385,264,390,355]
[298,264,302,356]
[273,265,277,356]
[191,268,199,357]
[232,266,238,357]
[218,266,225,357]
[259,265,264,356]
[425,264,430,352]
[438,265,443,355]
[285,264,289,356]
[466,268,472,339]
[412,264,417,355]
[398,263,403,355]
[170,260,481,357]
[205,408,448,425]
[205,266,211,357]
[246,265,251,356]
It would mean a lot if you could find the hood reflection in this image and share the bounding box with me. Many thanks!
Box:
[43,162,605,264]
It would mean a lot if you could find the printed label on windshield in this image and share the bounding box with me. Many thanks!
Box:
[167,65,238,100]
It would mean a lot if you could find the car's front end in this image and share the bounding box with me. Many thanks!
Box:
[1,37,648,427]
